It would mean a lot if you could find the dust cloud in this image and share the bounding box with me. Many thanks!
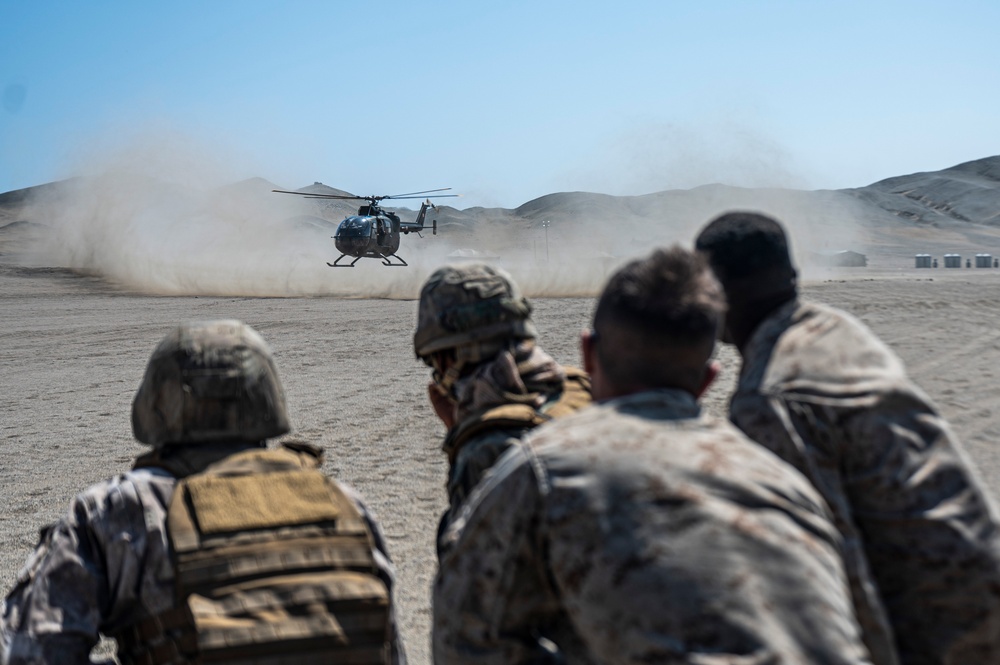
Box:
[19,131,870,299]
[546,118,872,279]
[15,133,620,299]
[21,133,440,298]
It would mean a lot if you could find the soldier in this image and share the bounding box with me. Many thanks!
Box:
[413,262,591,554]
[695,211,1000,665]
[1,320,405,665]
[433,247,873,664]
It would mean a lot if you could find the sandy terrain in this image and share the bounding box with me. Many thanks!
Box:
[2,261,1000,663]
[2,156,1000,661]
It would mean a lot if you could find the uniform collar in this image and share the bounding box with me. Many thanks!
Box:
[601,388,702,419]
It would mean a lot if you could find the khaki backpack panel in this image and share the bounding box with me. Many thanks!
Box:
[183,470,341,535]
[117,446,390,665]
[188,570,388,658]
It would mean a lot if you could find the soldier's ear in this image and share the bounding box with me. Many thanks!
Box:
[695,360,720,400]
[581,329,598,377]
[581,329,614,402]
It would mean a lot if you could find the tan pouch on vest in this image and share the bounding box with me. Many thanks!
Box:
[445,366,593,462]
[119,445,390,665]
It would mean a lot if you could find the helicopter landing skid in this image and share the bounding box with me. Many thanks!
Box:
[327,255,362,267]
[381,254,409,267]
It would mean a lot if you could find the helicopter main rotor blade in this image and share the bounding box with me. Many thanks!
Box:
[272,189,364,200]
[303,194,367,200]
[381,194,459,200]
[385,187,452,198]
[272,188,457,202]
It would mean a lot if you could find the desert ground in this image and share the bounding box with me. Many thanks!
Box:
[3,157,1000,662]
[2,259,1000,663]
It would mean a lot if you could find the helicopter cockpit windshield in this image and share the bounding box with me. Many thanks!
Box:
[336,216,372,238]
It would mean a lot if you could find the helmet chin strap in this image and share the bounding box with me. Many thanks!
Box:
[431,355,464,397]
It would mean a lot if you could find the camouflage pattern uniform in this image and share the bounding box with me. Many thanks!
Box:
[414,263,590,554]
[0,447,406,665]
[441,340,579,520]
[434,389,874,664]
[1,320,406,664]
[730,299,1000,665]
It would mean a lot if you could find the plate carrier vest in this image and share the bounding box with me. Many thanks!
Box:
[115,442,390,665]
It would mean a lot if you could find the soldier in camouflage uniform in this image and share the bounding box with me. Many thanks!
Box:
[695,211,1000,665]
[433,247,873,664]
[414,262,591,555]
[1,320,406,665]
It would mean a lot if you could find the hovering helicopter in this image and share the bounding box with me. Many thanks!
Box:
[273,187,457,266]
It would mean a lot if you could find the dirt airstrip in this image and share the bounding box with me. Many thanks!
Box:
[2,264,1000,663]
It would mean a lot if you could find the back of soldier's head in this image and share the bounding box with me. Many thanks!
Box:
[593,246,725,392]
[132,320,290,448]
[694,211,797,288]
[413,262,537,366]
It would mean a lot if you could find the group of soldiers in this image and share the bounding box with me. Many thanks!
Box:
[2,211,1000,665]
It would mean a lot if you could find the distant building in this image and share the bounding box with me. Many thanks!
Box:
[915,254,932,268]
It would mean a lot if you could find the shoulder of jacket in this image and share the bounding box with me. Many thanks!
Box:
[445,369,593,461]
[445,403,543,459]
[542,366,592,417]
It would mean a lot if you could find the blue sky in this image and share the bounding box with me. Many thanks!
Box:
[2,0,998,209]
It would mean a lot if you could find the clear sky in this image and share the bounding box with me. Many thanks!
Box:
[2,0,998,209]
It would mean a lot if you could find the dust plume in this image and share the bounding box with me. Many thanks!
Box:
[21,132,446,298]
[14,131,624,299]
[17,130,870,299]
[546,117,872,279]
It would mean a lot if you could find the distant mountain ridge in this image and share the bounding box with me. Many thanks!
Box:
[4,156,1000,227]
[3,157,1000,258]
[847,156,1000,227]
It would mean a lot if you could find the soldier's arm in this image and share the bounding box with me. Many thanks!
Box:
[2,474,166,665]
[433,444,560,665]
[447,428,527,511]
[339,485,408,665]
[438,429,528,559]
[843,389,1000,664]
[1,504,105,665]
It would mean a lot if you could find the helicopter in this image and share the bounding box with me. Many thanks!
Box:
[272,187,457,266]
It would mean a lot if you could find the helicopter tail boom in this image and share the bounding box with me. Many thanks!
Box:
[401,199,438,235]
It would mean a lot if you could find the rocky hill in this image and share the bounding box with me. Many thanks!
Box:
[3,156,1000,271]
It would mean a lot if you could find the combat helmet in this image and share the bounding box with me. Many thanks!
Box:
[132,320,290,447]
[414,262,537,367]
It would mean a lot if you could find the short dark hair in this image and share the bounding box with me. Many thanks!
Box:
[694,211,794,282]
[592,246,725,390]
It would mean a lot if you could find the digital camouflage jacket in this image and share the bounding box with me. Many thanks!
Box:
[434,389,873,665]
[730,299,1000,665]
[0,443,406,665]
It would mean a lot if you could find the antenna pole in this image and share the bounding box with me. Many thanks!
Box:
[541,220,551,262]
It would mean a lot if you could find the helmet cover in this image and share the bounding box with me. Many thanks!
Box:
[414,262,536,361]
[132,320,290,447]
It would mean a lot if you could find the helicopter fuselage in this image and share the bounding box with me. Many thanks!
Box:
[334,213,400,258]
[271,187,447,267]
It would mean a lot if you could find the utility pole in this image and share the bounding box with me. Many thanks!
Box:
[541,220,551,262]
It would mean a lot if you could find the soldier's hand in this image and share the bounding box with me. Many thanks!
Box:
[428,381,457,430]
